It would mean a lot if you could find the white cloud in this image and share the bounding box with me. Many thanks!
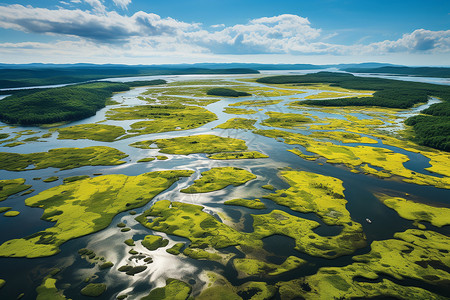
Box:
[0,4,448,64]
[113,0,132,10]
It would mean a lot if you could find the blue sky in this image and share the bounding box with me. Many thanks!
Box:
[0,0,449,65]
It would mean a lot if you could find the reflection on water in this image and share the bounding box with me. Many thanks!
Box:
[0,72,449,299]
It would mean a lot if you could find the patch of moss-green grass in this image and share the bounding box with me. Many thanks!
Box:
[141,235,169,251]
[214,118,256,130]
[181,167,256,193]
[156,155,168,160]
[166,243,185,255]
[0,207,11,213]
[130,134,247,155]
[0,170,193,258]
[229,100,282,107]
[124,239,135,246]
[36,275,67,300]
[21,189,34,196]
[261,184,274,191]
[237,281,277,300]
[233,256,306,278]
[376,194,450,227]
[141,278,192,300]
[260,111,312,129]
[0,279,4,288]
[0,146,128,171]
[117,222,126,228]
[56,124,126,142]
[137,157,156,163]
[4,211,20,217]
[106,104,217,135]
[223,107,258,115]
[121,228,131,232]
[43,176,59,183]
[3,142,25,147]
[80,283,106,297]
[0,133,9,140]
[208,151,268,160]
[99,261,113,269]
[118,265,147,276]
[224,198,266,209]
[63,175,90,183]
[0,178,31,201]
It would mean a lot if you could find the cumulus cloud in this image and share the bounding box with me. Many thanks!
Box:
[113,0,132,10]
[0,5,196,43]
[364,29,450,54]
[0,4,448,60]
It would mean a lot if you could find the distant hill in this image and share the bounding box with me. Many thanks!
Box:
[344,66,450,78]
[0,66,259,89]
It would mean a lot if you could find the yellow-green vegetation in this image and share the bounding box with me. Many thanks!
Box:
[36,275,67,300]
[229,99,282,107]
[156,155,168,160]
[80,283,107,297]
[214,118,256,130]
[56,124,125,142]
[208,151,268,160]
[234,256,306,278]
[0,170,193,258]
[3,142,24,147]
[197,271,276,300]
[166,243,184,255]
[106,104,217,135]
[308,130,378,144]
[377,194,450,227]
[260,111,312,128]
[224,198,266,209]
[124,239,135,246]
[137,157,156,163]
[141,278,192,300]
[207,87,251,97]
[254,129,450,189]
[99,261,114,269]
[261,184,274,190]
[304,91,369,100]
[63,175,90,183]
[0,207,11,213]
[137,199,364,262]
[0,279,4,288]
[181,167,256,193]
[277,229,449,300]
[141,235,169,251]
[223,107,257,115]
[0,178,31,201]
[0,146,128,171]
[3,211,20,217]
[43,176,59,183]
[131,134,247,155]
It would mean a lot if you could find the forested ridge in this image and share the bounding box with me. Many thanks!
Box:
[0,80,166,125]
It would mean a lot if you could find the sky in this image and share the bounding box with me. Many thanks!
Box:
[0,0,449,65]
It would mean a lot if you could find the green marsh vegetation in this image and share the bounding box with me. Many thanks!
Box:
[141,278,192,300]
[180,167,257,193]
[0,170,193,258]
[0,178,31,201]
[223,107,258,115]
[142,235,169,251]
[80,283,107,297]
[55,124,126,142]
[0,146,128,171]
[260,111,313,128]
[229,99,282,107]
[130,134,248,155]
[207,151,268,160]
[214,117,256,130]
[257,72,450,151]
[206,87,251,97]
[224,198,266,209]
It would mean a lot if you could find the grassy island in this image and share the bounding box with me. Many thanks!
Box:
[130,134,248,155]
[141,278,192,300]
[181,167,257,193]
[207,87,251,97]
[0,178,31,201]
[142,235,169,251]
[0,170,193,258]
[0,146,128,171]
[208,151,268,160]
[56,124,126,142]
[214,118,257,130]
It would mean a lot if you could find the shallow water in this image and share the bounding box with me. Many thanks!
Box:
[0,73,449,299]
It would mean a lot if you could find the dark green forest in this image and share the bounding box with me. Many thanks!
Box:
[206,88,251,97]
[344,66,450,78]
[0,67,258,89]
[0,80,166,125]
[257,72,450,151]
